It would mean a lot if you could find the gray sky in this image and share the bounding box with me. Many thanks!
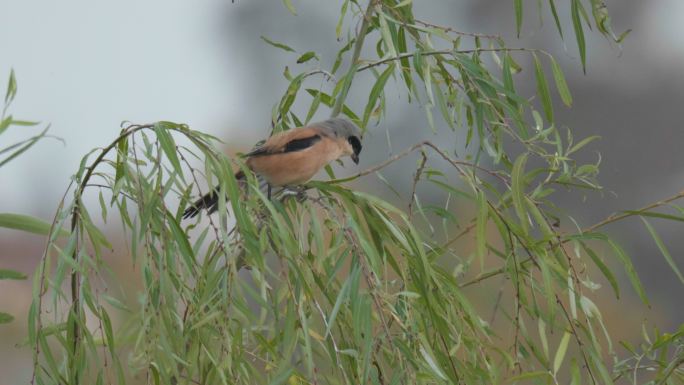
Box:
[0,0,244,214]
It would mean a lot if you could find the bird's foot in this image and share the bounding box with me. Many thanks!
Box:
[280,185,309,203]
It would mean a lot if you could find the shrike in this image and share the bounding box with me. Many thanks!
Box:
[183,118,363,218]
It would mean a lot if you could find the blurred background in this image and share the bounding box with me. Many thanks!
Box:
[1,0,682,383]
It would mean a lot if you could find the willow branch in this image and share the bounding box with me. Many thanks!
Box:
[67,123,151,381]
[357,47,538,72]
[579,189,684,235]
[330,140,508,186]
[331,0,376,118]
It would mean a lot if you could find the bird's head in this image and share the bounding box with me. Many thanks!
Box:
[320,118,363,164]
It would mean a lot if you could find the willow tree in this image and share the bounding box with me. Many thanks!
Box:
[29,1,684,384]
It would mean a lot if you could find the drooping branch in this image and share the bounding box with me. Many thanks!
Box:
[67,123,151,382]
[331,0,377,118]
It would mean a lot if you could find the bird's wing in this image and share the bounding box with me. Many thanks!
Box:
[244,127,323,157]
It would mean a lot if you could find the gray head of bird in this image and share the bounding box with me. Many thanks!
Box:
[318,118,363,164]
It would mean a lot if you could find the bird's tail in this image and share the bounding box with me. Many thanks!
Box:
[183,171,275,219]
[183,171,247,219]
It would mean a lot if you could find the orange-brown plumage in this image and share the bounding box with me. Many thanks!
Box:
[183,118,362,219]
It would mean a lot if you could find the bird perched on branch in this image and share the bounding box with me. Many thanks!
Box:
[183,117,363,219]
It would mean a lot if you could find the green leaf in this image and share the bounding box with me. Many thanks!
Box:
[0,117,11,136]
[511,153,529,233]
[553,330,572,375]
[5,69,17,105]
[549,55,572,106]
[335,0,349,39]
[608,238,648,305]
[296,51,317,64]
[571,0,587,72]
[0,126,49,168]
[570,358,581,385]
[305,89,360,123]
[362,64,394,127]
[641,217,684,284]
[548,0,564,38]
[394,0,412,7]
[9,119,39,126]
[0,312,14,324]
[268,367,294,385]
[420,344,448,381]
[153,123,183,178]
[114,133,128,187]
[325,269,353,337]
[568,135,600,155]
[616,29,632,44]
[580,241,620,298]
[260,35,296,53]
[377,12,397,57]
[282,0,297,15]
[0,269,27,280]
[533,53,553,122]
[0,213,67,237]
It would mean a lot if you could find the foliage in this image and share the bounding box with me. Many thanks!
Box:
[28,1,684,385]
[0,71,59,324]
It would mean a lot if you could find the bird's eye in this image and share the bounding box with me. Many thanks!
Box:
[348,136,362,155]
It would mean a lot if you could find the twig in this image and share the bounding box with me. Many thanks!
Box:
[413,19,501,40]
[330,140,508,186]
[408,151,427,220]
[357,47,537,72]
[31,180,74,385]
[556,294,598,385]
[580,189,684,235]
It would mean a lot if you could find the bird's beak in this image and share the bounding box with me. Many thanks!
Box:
[351,153,359,164]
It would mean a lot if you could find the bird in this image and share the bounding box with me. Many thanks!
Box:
[183,117,363,219]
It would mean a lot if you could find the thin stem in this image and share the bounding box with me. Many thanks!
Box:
[413,19,501,39]
[357,47,538,72]
[67,123,151,382]
[330,140,508,186]
[556,295,598,385]
[580,189,684,234]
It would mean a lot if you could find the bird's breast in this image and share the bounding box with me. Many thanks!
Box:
[247,138,343,186]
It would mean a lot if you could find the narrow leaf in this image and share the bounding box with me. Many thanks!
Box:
[0,312,14,324]
[282,0,297,15]
[514,0,523,37]
[533,53,554,122]
[641,217,684,284]
[362,64,394,127]
[5,69,17,104]
[571,0,587,72]
[608,238,648,305]
[260,36,296,53]
[549,56,572,106]
[553,330,572,375]
[296,51,317,64]
[511,153,529,233]
[0,213,67,237]
[0,269,27,280]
